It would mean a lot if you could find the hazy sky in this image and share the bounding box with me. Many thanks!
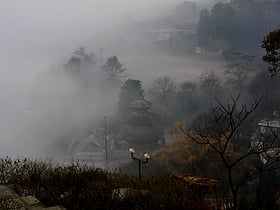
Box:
[0,0,172,81]
[0,0,214,72]
[0,0,219,158]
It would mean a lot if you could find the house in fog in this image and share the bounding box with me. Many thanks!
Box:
[64,97,163,169]
[146,1,198,51]
[251,111,280,164]
[65,132,113,168]
[258,111,280,134]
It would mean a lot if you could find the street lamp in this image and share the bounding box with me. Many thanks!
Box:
[129,148,150,181]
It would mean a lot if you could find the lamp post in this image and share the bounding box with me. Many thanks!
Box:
[129,148,150,181]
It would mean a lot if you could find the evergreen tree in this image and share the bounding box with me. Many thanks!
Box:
[119,79,144,115]
[102,56,126,83]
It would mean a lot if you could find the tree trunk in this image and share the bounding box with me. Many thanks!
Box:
[232,190,238,210]
[227,167,238,210]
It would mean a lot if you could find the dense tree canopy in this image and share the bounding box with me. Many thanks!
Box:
[102,56,126,82]
[151,76,176,107]
[262,28,280,76]
[65,47,96,77]
[178,95,280,210]
[199,71,220,97]
[197,9,212,47]
[197,1,272,50]
[118,79,144,115]
[178,82,197,113]
[153,127,226,177]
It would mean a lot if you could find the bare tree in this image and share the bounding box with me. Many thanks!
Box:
[151,76,176,110]
[200,71,220,98]
[178,95,280,210]
[225,64,248,91]
[178,81,197,112]
[223,50,256,92]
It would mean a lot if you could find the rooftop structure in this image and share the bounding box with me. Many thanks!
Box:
[130,98,152,110]
[147,29,196,42]
[118,97,162,152]
[258,111,280,133]
[65,131,113,168]
[254,111,280,164]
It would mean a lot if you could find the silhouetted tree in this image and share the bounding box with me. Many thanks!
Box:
[119,79,144,115]
[65,47,95,77]
[262,28,280,76]
[223,51,256,92]
[248,71,280,115]
[178,95,280,210]
[102,56,126,83]
[211,2,235,40]
[197,0,271,50]
[178,81,197,112]
[151,76,176,111]
[199,71,220,98]
[197,9,212,47]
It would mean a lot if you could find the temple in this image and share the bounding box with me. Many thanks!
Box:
[117,97,162,152]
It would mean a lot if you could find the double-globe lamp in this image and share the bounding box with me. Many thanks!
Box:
[129,148,150,180]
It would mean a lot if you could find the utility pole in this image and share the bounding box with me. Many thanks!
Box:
[104,116,109,173]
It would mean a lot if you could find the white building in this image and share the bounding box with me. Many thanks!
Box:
[258,111,280,134]
[254,111,280,164]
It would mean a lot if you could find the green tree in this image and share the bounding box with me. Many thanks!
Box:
[262,28,280,76]
[119,79,144,115]
[102,56,126,82]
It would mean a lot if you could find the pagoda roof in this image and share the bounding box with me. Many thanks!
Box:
[130,99,152,109]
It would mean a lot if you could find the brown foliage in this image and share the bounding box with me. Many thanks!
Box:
[0,157,213,210]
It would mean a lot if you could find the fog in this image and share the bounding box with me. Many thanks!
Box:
[0,0,222,158]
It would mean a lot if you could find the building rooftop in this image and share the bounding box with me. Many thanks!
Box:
[130,98,152,110]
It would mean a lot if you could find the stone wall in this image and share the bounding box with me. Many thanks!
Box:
[0,185,66,210]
